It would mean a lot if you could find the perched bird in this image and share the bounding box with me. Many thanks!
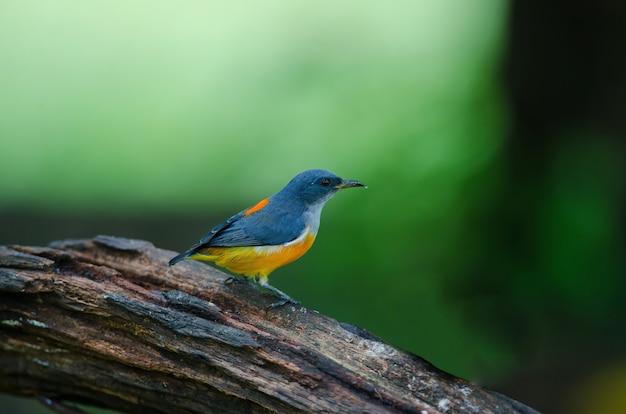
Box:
[169,169,366,308]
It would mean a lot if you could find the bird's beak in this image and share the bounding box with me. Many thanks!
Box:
[335,179,367,189]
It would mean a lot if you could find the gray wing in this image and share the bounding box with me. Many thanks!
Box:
[169,200,307,266]
[207,206,305,246]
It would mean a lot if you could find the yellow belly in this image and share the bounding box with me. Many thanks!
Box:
[188,231,316,283]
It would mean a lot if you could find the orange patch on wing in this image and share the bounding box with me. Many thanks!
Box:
[245,197,270,216]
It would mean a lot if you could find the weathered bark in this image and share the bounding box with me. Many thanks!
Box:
[0,236,538,414]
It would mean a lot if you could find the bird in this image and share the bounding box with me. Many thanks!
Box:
[169,169,366,308]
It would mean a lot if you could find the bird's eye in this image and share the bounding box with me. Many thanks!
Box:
[320,178,331,187]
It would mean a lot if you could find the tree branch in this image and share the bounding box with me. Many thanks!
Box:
[0,235,538,414]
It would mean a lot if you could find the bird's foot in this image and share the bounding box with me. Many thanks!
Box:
[259,282,301,310]
[224,275,250,285]
[267,296,301,310]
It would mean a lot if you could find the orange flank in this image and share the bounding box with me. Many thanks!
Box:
[245,198,270,216]
[188,228,316,283]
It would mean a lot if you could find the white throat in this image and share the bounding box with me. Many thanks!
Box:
[302,192,336,234]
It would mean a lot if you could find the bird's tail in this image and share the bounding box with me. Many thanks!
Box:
[168,252,188,266]
[169,241,205,266]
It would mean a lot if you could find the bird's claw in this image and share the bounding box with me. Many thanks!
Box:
[267,297,301,310]
[224,275,250,285]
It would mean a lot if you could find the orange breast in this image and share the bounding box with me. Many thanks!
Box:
[188,229,316,283]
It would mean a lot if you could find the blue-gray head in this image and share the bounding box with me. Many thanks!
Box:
[276,169,366,206]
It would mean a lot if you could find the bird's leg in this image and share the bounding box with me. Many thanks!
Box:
[258,280,301,309]
[224,274,252,285]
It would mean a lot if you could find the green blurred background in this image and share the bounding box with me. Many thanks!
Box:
[1,1,625,413]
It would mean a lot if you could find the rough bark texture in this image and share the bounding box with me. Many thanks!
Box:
[0,236,539,414]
